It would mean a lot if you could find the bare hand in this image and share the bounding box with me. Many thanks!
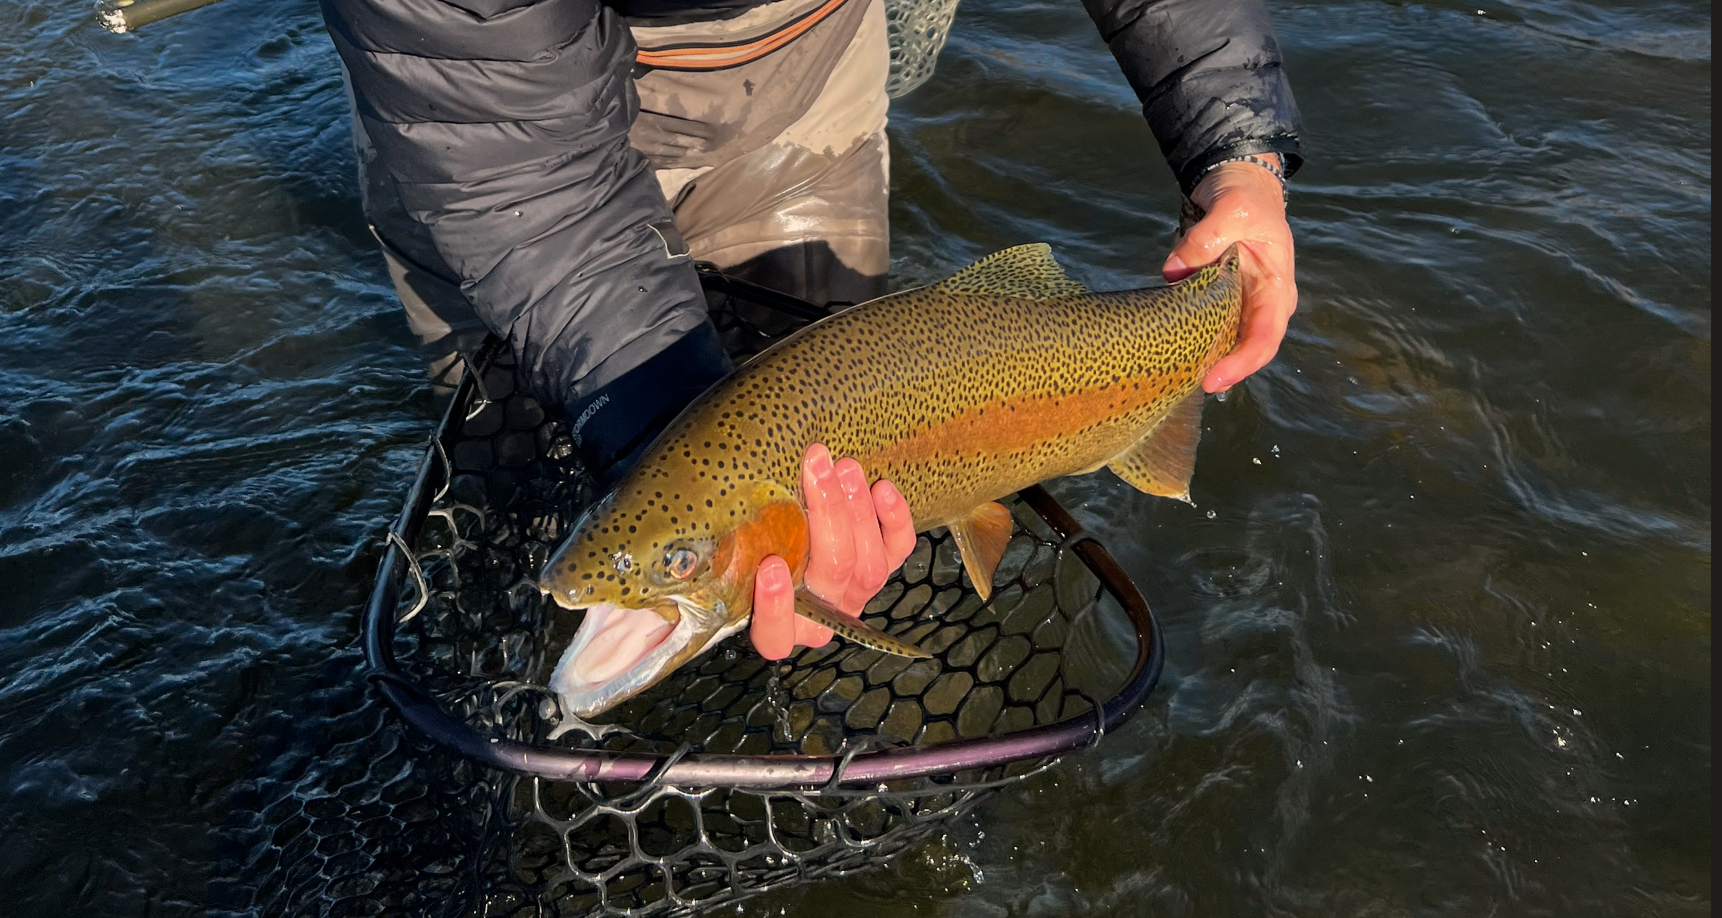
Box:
[751,444,916,660]
[1163,157,1298,393]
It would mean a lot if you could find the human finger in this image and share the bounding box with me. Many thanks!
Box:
[833,457,889,614]
[1205,256,1297,392]
[872,480,917,569]
[800,443,854,606]
[750,555,800,660]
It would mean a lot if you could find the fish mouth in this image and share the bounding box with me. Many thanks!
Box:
[548,599,746,719]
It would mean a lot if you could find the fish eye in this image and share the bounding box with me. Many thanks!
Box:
[648,538,714,586]
[665,548,699,580]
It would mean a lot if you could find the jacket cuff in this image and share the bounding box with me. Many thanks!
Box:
[563,321,733,483]
[1177,135,1304,197]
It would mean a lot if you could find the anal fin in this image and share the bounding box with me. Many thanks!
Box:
[793,590,931,659]
[1109,390,1205,503]
[950,501,1015,601]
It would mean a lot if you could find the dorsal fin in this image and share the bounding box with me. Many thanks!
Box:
[931,244,1089,300]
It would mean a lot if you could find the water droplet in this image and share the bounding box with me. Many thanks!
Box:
[1205,510,1217,520]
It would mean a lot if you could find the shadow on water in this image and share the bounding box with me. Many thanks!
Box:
[0,0,1710,915]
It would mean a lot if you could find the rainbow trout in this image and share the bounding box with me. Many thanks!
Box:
[540,243,1241,717]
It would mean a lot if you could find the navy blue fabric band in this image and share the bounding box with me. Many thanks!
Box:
[564,321,734,483]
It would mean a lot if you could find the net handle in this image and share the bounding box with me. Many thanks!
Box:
[361,278,1164,790]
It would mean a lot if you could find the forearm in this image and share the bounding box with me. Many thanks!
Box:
[1079,0,1303,194]
[322,0,709,408]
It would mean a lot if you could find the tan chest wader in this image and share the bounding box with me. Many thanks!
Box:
[627,0,961,309]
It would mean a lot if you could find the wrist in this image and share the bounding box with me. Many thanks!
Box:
[1204,152,1285,183]
[1190,156,1289,214]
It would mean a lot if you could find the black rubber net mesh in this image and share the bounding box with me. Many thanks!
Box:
[233,277,1138,918]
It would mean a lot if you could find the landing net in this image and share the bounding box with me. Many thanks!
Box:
[362,266,1163,916]
[883,0,962,98]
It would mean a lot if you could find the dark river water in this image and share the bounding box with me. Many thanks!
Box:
[0,0,1709,914]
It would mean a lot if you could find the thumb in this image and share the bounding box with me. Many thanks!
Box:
[1163,213,1237,283]
[750,555,797,660]
[1162,250,1193,282]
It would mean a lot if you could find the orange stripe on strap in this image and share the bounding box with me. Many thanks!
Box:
[635,0,853,71]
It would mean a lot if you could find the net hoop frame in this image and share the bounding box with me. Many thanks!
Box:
[361,270,1165,791]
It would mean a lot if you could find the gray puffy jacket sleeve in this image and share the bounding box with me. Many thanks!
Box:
[320,0,709,408]
[1081,0,1303,193]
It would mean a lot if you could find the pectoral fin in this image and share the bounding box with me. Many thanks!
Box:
[949,500,1015,602]
[793,590,932,659]
[1109,391,1205,503]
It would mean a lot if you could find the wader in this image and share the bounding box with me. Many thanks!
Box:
[349,0,890,389]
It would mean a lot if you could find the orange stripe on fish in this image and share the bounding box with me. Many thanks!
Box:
[859,379,1185,480]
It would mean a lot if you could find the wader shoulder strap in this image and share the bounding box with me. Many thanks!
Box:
[635,0,856,72]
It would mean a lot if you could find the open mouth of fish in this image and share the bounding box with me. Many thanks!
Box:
[548,599,746,719]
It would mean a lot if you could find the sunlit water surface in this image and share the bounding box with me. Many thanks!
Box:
[0,0,1708,914]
